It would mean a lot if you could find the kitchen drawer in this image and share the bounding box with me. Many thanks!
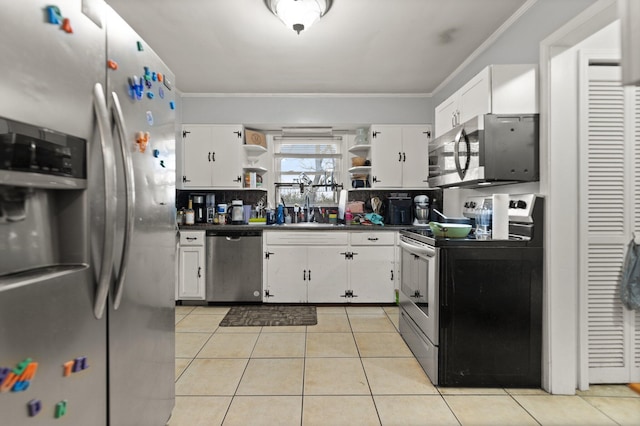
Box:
[349,231,395,246]
[265,231,348,246]
[179,230,205,246]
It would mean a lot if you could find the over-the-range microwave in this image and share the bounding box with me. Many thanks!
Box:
[428,114,539,188]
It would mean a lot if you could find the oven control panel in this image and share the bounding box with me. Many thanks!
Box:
[462,194,539,224]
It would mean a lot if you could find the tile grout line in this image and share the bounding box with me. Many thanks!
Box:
[349,307,385,426]
[506,392,542,426]
[220,318,264,425]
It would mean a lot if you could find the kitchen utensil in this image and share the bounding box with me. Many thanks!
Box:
[371,197,382,215]
[429,222,472,238]
[432,208,471,225]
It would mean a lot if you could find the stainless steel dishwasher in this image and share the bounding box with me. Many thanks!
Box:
[205,229,263,302]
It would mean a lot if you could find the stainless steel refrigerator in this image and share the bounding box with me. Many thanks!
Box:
[0,1,176,424]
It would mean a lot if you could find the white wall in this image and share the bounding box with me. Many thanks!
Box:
[181,95,432,129]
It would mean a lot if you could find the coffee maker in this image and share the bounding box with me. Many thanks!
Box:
[191,195,206,223]
[230,200,244,225]
[413,195,430,226]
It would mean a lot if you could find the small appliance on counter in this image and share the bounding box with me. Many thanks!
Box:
[192,194,206,223]
[230,200,244,225]
[385,193,412,225]
[206,194,216,223]
[413,195,430,226]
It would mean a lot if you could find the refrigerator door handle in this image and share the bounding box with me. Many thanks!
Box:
[93,83,118,319]
[110,91,135,310]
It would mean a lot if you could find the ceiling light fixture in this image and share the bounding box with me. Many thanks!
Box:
[265,0,333,35]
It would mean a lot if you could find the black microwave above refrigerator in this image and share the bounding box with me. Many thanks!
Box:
[428,114,539,188]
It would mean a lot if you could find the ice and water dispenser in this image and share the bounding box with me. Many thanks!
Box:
[0,117,87,276]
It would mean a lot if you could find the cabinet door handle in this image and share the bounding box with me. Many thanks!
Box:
[208,152,211,162]
[390,270,394,280]
[308,270,311,281]
[234,176,242,183]
[197,267,201,278]
[233,131,242,138]
[303,270,307,281]
[212,152,216,161]
[372,176,380,183]
[402,152,406,162]
[398,152,402,162]
[451,112,456,127]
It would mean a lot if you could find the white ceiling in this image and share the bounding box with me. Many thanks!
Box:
[105,0,529,95]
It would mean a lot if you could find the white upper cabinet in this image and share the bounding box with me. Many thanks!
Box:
[369,124,431,188]
[180,124,244,188]
[435,64,538,137]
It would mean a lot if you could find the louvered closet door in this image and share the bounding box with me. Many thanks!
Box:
[583,64,640,383]
[634,86,640,380]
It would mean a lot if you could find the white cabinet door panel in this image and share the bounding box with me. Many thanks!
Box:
[178,246,205,300]
[265,246,307,303]
[401,126,430,188]
[307,246,348,303]
[370,126,403,188]
[350,246,395,303]
[182,125,213,187]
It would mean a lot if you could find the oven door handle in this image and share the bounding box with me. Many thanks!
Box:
[399,239,436,258]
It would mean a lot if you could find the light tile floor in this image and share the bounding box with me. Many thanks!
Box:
[170,305,640,426]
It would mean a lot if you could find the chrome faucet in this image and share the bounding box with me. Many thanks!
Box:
[304,193,311,222]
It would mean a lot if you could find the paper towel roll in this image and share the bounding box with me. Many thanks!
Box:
[492,194,509,240]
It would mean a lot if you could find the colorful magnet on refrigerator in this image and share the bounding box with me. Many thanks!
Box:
[107,60,118,70]
[55,400,67,419]
[152,72,157,81]
[46,6,63,25]
[169,101,175,110]
[158,87,165,99]
[61,18,73,33]
[128,76,144,101]
[63,360,74,377]
[146,91,154,99]
[153,149,160,158]
[160,160,165,168]
[157,73,163,82]
[28,399,42,417]
[137,41,144,51]
[136,131,150,153]
[146,111,154,126]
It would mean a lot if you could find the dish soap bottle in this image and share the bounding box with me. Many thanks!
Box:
[345,208,353,225]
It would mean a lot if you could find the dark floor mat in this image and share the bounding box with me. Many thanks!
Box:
[219,305,317,327]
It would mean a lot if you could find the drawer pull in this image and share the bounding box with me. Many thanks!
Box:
[367,237,379,241]
[186,237,197,241]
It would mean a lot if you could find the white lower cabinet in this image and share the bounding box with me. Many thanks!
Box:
[348,232,396,303]
[263,230,396,304]
[177,231,206,300]
[263,232,348,303]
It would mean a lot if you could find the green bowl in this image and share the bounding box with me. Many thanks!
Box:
[429,222,472,238]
